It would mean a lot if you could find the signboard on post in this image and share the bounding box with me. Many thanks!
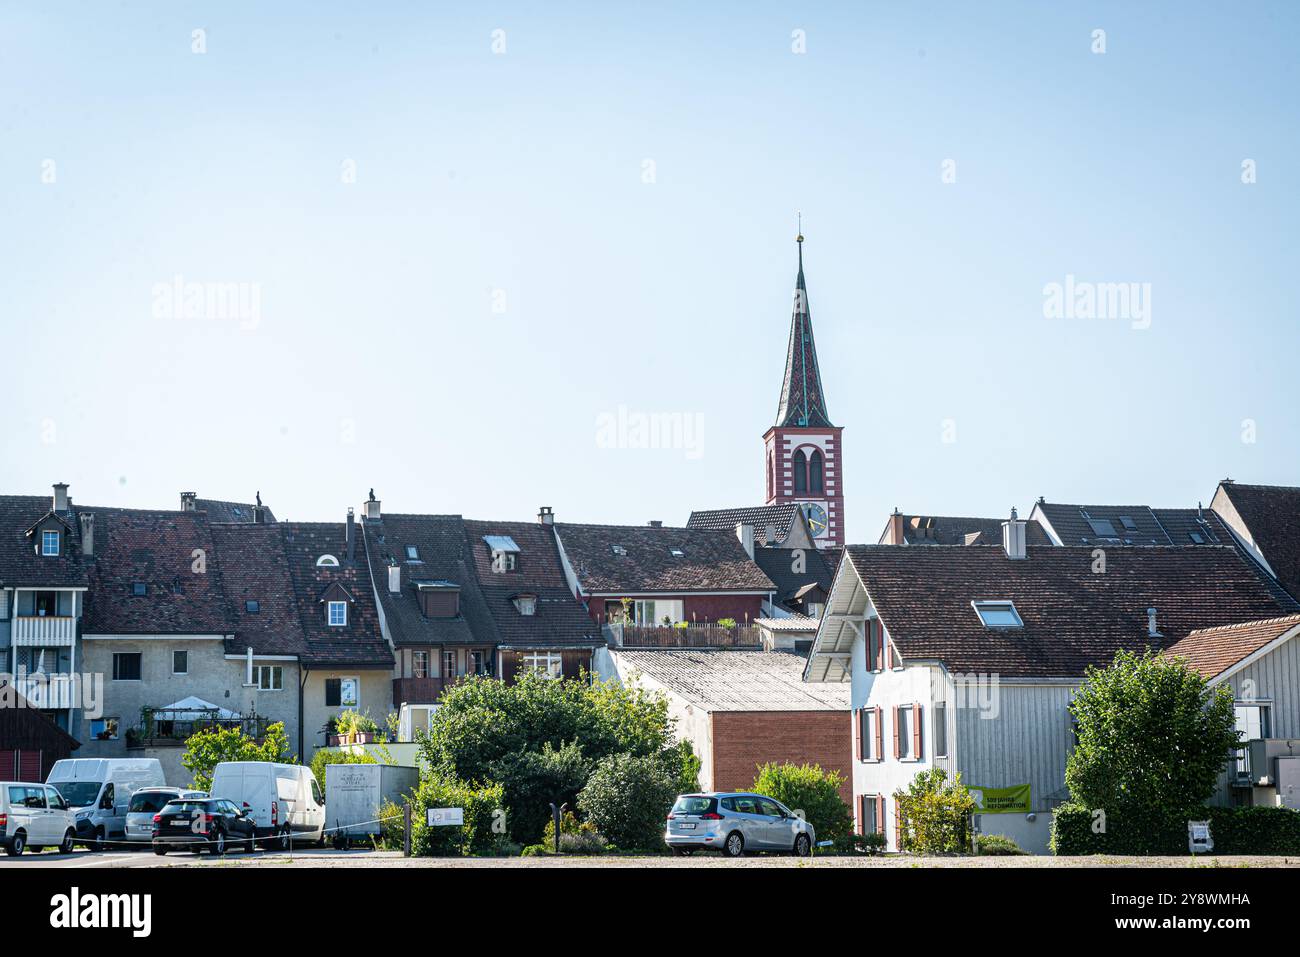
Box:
[967,784,1032,814]
[427,807,464,827]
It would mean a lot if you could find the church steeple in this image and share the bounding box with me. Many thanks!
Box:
[774,230,834,429]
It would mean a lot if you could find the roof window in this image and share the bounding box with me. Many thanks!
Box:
[972,600,1023,629]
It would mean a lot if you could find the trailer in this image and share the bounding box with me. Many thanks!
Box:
[324,763,419,848]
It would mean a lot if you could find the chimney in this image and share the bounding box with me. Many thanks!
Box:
[253,505,265,524]
[388,562,401,593]
[1147,607,1161,638]
[345,507,356,562]
[78,512,95,558]
[364,490,381,521]
[736,523,755,559]
[52,483,69,513]
[180,492,197,512]
[1001,507,1027,560]
[537,506,554,525]
[888,508,904,545]
[764,524,777,546]
[647,520,663,528]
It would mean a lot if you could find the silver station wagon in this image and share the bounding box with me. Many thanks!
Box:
[665,792,815,857]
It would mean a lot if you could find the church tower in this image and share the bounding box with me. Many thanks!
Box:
[763,231,845,548]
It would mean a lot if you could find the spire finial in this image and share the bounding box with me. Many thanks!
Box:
[796,212,803,244]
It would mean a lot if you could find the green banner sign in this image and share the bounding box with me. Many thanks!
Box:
[967,784,1031,814]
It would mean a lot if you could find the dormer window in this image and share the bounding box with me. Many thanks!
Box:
[611,545,627,557]
[512,593,537,616]
[132,582,147,597]
[972,600,1023,629]
[41,530,60,556]
[316,554,339,567]
[483,536,520,573]
[416,581,459,618]
[328,601,348,627]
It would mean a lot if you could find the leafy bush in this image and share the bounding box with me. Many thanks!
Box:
[832,832,886,855]
[894,768,975,854]
[975,833,1027,856]
[580,752,678,851]
[402,774,505,857]
[1067,649,1239,818]
[310,747,376,792]
[1052,803,1300,856]
[716,618,738,629]
[752,762,853,846]
[181,721,293,791]
[542,812,608,854]
[489,740,592,845]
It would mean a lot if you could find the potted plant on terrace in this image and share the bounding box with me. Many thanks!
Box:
[353,712,381,745]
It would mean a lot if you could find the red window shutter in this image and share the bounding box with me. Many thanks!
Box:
[874,706,883,760]
[913,703,923,760]
[892,705,900,759]
[874,621,884,670]
[875,794,884,835]
[857,796,865,836]
[854,708,863,761]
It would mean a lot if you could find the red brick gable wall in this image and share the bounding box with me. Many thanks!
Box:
[710,710,852,803]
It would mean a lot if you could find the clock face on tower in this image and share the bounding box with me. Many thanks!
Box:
[801,502,829,538]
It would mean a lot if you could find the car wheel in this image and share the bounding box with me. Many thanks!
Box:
[244,834,256,854]
[275,827,291,851]
[724,831,745,858]
[210,830,226,856]
[6,832,25,856]
[60,830,76,855]
[154,846,168,856]
[794,834,811,857]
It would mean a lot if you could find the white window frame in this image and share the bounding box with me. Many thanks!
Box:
[513,595,537,616]
[328,600,348,627]
[255,665,283,691]
[172,649,189,675]
[933,701,948,758]
[316,554,339,567]
[412,650,429,679]
[339,676,359,707]
[897,705,913,760]
[972,600,1023,629]
[41,530,60,556]
[521,651,562,679]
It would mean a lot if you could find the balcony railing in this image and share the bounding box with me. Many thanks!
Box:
[614,622,762,649]
[128,707,272,747]
[12,616,76,646]
[12,674,75,710]
[393,676,446,707]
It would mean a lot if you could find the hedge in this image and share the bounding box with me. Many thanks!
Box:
[1052,803,1300,855]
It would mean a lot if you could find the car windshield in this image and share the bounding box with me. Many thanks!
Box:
[672,796,715,814]
[54,781,101,807]
[164,801,212,814]
[129,792,176,813]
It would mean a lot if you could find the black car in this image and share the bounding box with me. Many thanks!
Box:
[151,798,257,856]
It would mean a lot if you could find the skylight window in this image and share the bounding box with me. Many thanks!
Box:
[405,545,419,560]
[1085,517,1118,537]
[1119,516,1138,531]
[246,600,260,613]
[1189,532,1204,544]
[132,582,147,597]
[611,545,627,557]
[669,547,685,558]
[972,600,1023,629]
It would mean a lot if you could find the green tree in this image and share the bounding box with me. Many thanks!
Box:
[752,761,852,846]
[579,752,678,850]
[489,740,592,845]
[180,722,294,791]
[1065,648,1239,816]
[894,767,975,854]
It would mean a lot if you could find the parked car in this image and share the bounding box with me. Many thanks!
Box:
[664,792,815,857]
[124,787,208,844]
[0,782,77,856]
[209,762,325,848]
[46,758,166,849]
[151,797,257,856]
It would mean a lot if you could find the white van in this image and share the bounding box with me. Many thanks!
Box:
[209,762,325,848]
[46,758,166,849]
[0,782,77,856]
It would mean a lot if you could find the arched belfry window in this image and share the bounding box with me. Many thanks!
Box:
[793,449,808,493]
[809,450,824,493]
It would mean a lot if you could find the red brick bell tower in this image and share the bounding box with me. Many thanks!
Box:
[763,231,845,548]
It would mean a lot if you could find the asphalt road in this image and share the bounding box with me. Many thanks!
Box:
[4,847,1299,868]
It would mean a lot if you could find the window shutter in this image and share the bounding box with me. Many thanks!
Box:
[874,706,883,760]
[913,703,923,760]
[857,796,866,836]
[854,708,863,762]
[874,621,884,670]
[892,705,901,759]
[875,794,884,835]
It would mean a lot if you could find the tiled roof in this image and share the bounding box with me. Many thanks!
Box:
[884,513,1052,547]
[210,523,308,658]
[1164,614,1300,680]
[81,508,231,635]
[832,544,1298,679]
[1215,483,1300,602]
[361,513,497,647]
[281,521,390,667]
[463,519,600,648]
[0,495,90,588]
[616,649,850,711]
[687,504,800,544]
[555,522,775,594]
[196,498,274,524]
[1035,502,1228,547]
[753,546,834,605]
[754,615,820,633]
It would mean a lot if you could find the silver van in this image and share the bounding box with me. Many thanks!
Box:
[0,782,77,856]
[664,792,815,857]
[124,787,208,843]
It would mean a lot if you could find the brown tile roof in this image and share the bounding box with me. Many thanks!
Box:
[615,649,850,711]
[0,495,90,588]
[753,546,834,606]
[556,522,775,595]
[210,523,308,658]
[1164,614,1300,680]
[81,508,231,635]
[883,513,1052,546]
[687,504,801,544]
[463,519,600,648]
[195,498,274,524]
[837,544,1298,678]
[1215,483,1300,602]
[1035,502,1228,547]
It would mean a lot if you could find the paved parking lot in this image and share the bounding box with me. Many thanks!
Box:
[3,847,1299,868]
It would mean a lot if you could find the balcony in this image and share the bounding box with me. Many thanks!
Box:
[612,622,762,649]
[128,706,272,748]
[12,674,75,710]
[12,616,76,646]
[393,676,446,707]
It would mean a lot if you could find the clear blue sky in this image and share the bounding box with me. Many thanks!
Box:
[1,2,1296,541]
